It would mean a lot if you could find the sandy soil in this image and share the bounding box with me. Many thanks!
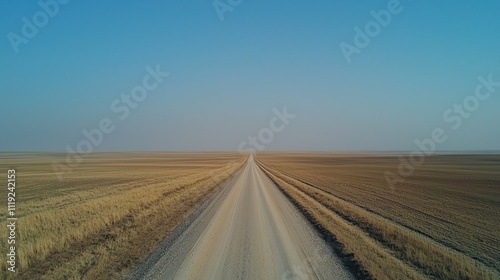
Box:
[135,155,353,280]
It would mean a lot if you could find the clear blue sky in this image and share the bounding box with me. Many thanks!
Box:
[1,1,499,151]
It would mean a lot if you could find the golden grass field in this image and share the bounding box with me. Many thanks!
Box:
[256,153,500,280]
[0,152,246,279]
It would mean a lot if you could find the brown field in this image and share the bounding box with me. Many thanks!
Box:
[256,153,500,280]
[0,152,246,279]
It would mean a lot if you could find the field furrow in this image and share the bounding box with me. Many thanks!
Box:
[256,154,500,280]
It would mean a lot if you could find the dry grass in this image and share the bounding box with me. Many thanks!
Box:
[256,153,500,280]
[0,152,246,279]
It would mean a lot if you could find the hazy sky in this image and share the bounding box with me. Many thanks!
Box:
[1,1,499,152]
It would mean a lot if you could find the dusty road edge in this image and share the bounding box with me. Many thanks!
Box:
[254,158,371,280]
[124,167,244,280]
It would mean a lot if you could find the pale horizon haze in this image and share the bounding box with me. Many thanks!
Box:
[1,1,499,152]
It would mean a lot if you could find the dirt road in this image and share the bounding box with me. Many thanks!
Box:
[133,156,353,280]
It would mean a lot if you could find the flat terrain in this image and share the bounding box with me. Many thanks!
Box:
[0,152,245,279]
[2,152,498,279]
[133,156,353,280]
[257,153,500,279]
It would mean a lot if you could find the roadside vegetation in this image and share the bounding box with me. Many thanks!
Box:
[256,154,500,280]
[0,153,246,279]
